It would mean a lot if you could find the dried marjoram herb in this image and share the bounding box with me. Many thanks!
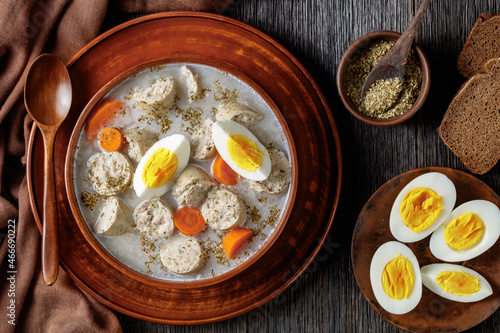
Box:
[81,191,100,210]
[345,40,422,119]
[363,78,402,115]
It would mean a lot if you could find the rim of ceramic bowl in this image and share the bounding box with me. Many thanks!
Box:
[64,58,298,289]
[336,30,431,126]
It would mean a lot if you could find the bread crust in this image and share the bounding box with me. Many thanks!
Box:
[457,13,500,78]
[439,58,500,174]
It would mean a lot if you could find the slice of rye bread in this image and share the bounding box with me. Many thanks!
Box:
[457,13,500,78]
[439,57,500,175]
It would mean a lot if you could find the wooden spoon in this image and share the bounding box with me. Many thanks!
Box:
[360,0,431,103]
[24,54,72,285]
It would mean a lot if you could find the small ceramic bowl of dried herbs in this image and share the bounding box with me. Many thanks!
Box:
[336,30,430,126]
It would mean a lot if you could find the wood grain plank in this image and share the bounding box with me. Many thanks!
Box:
[115,0,500,331]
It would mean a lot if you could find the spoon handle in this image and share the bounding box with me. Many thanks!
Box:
[42,131,59,285]
[389,0,431,67]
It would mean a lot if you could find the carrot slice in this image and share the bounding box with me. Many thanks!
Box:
[213,154,239,186]
[174,206,206,236]
[85,100,124,141]
[222,227,253,259]
[99,128,124,152]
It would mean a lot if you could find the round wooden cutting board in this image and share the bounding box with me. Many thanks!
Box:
[352,167,500,332]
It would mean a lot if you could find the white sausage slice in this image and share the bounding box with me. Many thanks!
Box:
[131,77,176,117]
[216,101,262,127]
[202,188,246,230]
[173,165,215,207]
[123,127,158,162]
[94,196,131,236]
[133,198,174,239]
[191,118,216,160]
[248,150,291,194]
[87,152,132,196]
[181,65,201,103]
[160,236,204,274]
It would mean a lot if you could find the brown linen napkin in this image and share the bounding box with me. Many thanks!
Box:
[0,1,233,332]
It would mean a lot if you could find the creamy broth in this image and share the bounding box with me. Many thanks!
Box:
[73,63,292,281]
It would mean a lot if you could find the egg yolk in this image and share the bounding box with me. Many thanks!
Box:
[436,271,481,296]
[444,213,485,251]
[382,256,415,300]
[400,187,443,232]
[227,134,263,172]
[142,148,178,188]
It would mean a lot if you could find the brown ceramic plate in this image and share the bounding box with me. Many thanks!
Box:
[352,167,500,332]
[26,12,342,324]
[64,60,298,286]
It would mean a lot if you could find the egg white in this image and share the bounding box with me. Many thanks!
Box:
[421,263,492,303]
[212,120,271,181]
[370,241,422,315]
[133,134,190,199]
[429,200,500,262]
[390,172,457,243]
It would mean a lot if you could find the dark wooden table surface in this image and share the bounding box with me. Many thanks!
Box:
[112,0,500,332]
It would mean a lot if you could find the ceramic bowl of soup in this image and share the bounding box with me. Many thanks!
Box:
[65,61,298,284]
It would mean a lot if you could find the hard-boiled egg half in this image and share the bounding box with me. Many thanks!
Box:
[429,200,500,262]
[212,120,271,181]
[390,172,456,243]
[370,241,422,314]
[133,134,190,200]
[421,264,492,303]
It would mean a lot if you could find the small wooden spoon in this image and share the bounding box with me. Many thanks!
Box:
[24,54,72,285]
[360,0,431,102]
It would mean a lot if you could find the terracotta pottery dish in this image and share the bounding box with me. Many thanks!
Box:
[26,12,342,324]
[336,30,431,126]
[352,167,500,332]
[65,60,298,286]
